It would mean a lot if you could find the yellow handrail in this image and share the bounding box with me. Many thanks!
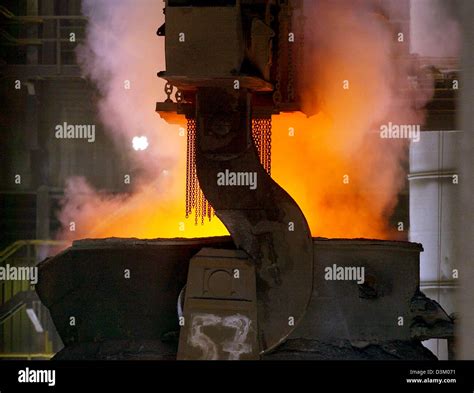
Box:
[0,240,69,264]
[0,353,54,359]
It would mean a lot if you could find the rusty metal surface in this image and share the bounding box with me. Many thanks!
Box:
[165,6,244,78]
[36,237,438,360]
[177,248,259,360]
[35,237,233,346]
[158,74,274,92]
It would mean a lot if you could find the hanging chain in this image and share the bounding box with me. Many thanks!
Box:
[252,118,272,175]
[201,193,207,225]
[185,119,192,218]
[164,82,173,103]
[263,117,272,174]
[186,118,196,219]
[186,118,214,225]
[186,116,271,223]
[252,118,262,158]
[175,89,183,103]
[196,184,202,226]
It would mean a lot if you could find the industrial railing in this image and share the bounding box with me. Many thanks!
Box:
[0,240,67,359]
[0,240,66,264]
[0,6,87,76]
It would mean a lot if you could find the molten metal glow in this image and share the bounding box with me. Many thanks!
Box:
[271,113,404,240]
[60,112,403,242]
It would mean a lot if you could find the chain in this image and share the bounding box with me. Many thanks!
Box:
[164,82,173,103]
[186,119,192,218]
[186,117,213,225]
[202,192,207,225]
[207,197,212,221]
[197,186,202,225]
[175,89,183,103]
[264,117,272,175]
[252,118,272,175]
[252,118,261,158]
[186,117,271,223]
[186,118,195,219]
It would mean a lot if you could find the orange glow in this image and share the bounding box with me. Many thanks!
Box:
[271,112,405,240]
[58,0,418,244]
[58,134,229,241]
[59,110,405,242]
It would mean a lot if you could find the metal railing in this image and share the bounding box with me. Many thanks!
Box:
[0,6,87,76]
[0,240,66,264]
[0,240,68,359]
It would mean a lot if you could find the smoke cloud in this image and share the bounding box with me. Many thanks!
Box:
[410,0,461,58]
[76,0,172,178]
[272,0,436,239]
[57,0,227,241]
[57,0,459,243]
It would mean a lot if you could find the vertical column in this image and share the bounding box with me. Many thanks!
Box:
[458,0,474,360]
[409,130,460,359]
[36,185,50,241]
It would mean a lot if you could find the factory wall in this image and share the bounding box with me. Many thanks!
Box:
[409,130,460,359]
[0,0,132,359]
[457,0,474,360]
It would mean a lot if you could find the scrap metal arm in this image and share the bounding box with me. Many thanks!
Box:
[156,0,312,355]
